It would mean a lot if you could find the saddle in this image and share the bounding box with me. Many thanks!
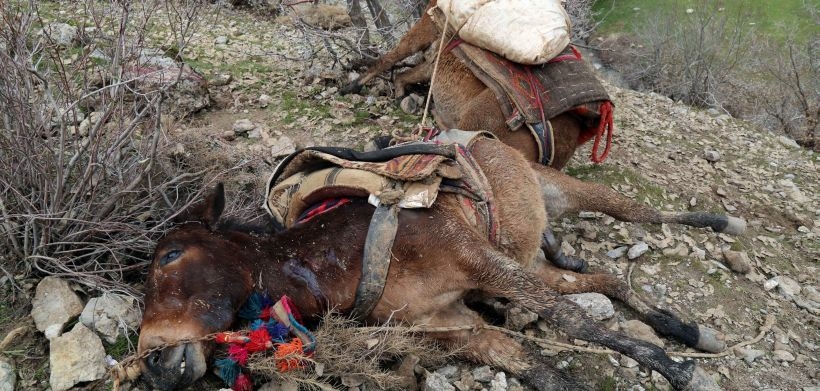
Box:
[265,129,499,320]
[430,6,615,164]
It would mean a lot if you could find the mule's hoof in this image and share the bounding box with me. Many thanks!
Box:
[721,216,746,235]
[340,82,363,95]
[684,366,721,391]
[695,326,726,353]
[556,256,588,273]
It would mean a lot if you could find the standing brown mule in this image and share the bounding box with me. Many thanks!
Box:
[137,136,724,390]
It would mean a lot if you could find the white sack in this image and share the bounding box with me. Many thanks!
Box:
[437,0,571,65]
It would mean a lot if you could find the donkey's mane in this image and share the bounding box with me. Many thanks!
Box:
[218,215,280,236]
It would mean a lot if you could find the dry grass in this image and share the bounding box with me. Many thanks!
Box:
[247,312,455,390]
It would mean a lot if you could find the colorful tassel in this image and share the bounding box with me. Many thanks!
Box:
[232,373,253,391]
[215,358,241,386]
[274,338,305,372]
[227,344,249,366]
[246,328,272,352]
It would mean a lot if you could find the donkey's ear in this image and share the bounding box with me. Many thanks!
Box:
[200,183,226,229]
[177,183,225,229]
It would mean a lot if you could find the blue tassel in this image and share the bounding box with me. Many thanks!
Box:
[238,293,264,320]
[215,358,240,386]
[249,319,265,331]
[266,322,290,342]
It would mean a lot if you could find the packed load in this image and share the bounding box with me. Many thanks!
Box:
[436,0,571,64]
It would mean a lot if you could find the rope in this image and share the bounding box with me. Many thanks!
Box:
[589,100,614,163]
[390,6,452,145]
[111,312,774,390]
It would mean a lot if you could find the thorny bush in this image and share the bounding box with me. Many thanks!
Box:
[0,0,216,298]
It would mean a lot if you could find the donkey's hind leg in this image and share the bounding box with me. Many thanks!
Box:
[424,301,590,391]
[466,245,719,390]
[531,164,746,235]
[528,261,726,353]
[542,227,589,273]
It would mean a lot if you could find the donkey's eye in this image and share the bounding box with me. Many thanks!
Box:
[159,250,182,266]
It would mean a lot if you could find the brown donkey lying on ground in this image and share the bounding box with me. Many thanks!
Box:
[138,134,725,390]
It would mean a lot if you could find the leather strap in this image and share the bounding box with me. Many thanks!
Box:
[350,203,399,321]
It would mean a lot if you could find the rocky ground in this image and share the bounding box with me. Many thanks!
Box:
[0,2,818,391]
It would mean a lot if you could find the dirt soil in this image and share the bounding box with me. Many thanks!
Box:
[1,2,818,391]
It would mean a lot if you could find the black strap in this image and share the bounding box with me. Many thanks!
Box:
[351,203,399,321]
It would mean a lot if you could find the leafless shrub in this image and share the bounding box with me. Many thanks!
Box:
[620,1,754,109]
[0,0,217,298]
[564,0,597,42]
[247,312,453,390]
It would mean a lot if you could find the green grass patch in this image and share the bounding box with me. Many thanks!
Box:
[593,0,817,43]
[106,333,140,359]
[565,164,679,208]
[597,376,618,391]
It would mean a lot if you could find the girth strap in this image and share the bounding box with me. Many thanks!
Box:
[350,203,400,321]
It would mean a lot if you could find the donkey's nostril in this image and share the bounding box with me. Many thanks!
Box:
[148,351,161,367]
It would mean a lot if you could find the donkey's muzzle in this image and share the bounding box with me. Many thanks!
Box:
[140,342,207,390]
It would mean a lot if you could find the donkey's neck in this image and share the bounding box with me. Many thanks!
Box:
[241,215,369,320]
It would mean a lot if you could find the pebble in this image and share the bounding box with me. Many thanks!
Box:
[734,347,765,364]
[620,320,665,348]
[765,276,802,296]
[472,366,494,383]
[0,357,14,391]
[49,323,107,391]
[564,293,615,321]
[772,350,795,362]
[232,118,256,133]
[214,35,229,44]
[211,73,233,86]
[606,246,628,259]
[31,277,85,339]
[704,150,721,162]
[490,372,507,391]
[424,371,455,391]
[627,242,649,259]
[722,249,752,274]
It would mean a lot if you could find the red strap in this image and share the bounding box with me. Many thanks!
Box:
[590,101,614,163]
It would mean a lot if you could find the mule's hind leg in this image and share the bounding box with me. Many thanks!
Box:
[423,301,590,391]
[531,164,746,235]
[527,261,726,353]
[465,245,718,390]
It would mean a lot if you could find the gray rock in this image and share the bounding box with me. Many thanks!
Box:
[126,52,210,117]
[215,35,229,45]
[424,371,455,391]
[627,242,650,259]
[472,365,494,383]
[80,294,142,344]
[734,347,765,364]
[704,150,721,162]
[504,305,538,331]
[777,135,800,148]
[41,23,77,47]
[233,119,256,133]
[49,323,107,391]
[606,246,628,259]
[435,365,459,380]
[211,73,233,87]
[490,372,507,391]
[31,277,84,339]
[0,357,14,391]
[400,94,422,114]
[51,108,86,128]
[259,94,271,108]
[766,276,801,297]
[258,380,299,391]
[270,136,296,157]
[722,249,751,274]
[564,293,615,321]
[620,320,664,348]
[772,349,795,362]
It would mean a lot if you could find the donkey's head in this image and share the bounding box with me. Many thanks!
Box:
[138,184,255,390]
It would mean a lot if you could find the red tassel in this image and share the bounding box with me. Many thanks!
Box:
[216,332,248,344]
[259,307,274,321]
[590,101,614,163]
[228,344,249,366]
[232,373,252,391]
[246,328,272,352]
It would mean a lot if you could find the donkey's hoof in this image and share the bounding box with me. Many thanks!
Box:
[721,216,746,235]
[695,326,726,353]
[340,82,363,95]
[684,366,721,391]
[552,256,588,273]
